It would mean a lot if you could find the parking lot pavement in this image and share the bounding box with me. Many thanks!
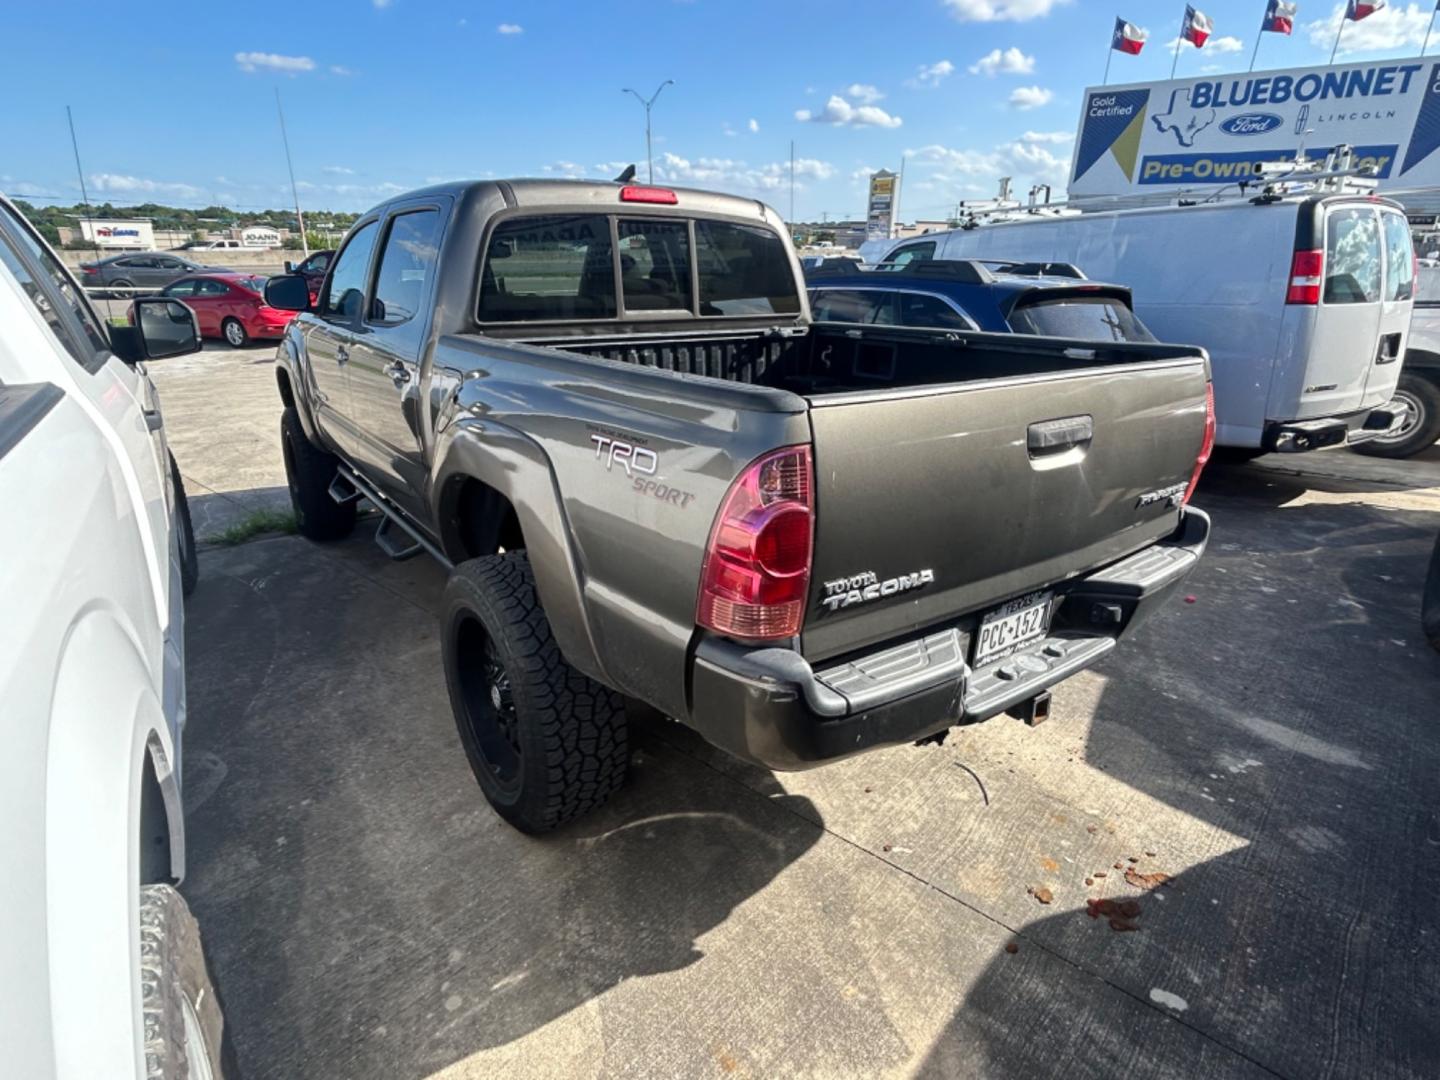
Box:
[163,350,1440,1078]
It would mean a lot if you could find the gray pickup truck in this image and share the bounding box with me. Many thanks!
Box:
[264,178,1215,833]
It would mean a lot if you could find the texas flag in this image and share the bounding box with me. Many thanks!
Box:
[1182,5,1213,47]
[1112,16,1147,54]
[1346,0,1385,19]
[1263,0,1298,35]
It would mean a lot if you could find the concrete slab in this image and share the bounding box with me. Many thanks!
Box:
[158,347,1440,1078]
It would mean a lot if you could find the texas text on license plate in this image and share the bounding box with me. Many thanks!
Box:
[974,591,1054,667]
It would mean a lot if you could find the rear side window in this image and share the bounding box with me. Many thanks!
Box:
[1324,208,1381,304]
[479,214,616,322]
[1382,212,1415,302]
[618,219,691,312]
[694,220,800,316]
[896,292,973,330]
[321,221,379,321]
[810,288,889,324]
[1008,296,1156,342]
[371,208,443,326]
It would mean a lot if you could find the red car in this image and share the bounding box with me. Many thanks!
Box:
[155,272,297,347]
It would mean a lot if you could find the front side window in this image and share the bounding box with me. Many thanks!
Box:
[321,221,379,321]
[302,251,331,275]
[618,219,691,312]
[371,209,443,326]
[883,242,936,269]
[810,288,889,324]
[0,203,111,370]
[694,220,800,316]
[1382,211,1415,302]
[1008,296,1156,342]
[164,279,198,297]
[479,214,616,322]
[1324,207,1381,305]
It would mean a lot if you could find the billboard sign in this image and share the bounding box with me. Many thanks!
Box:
[1070,56,1440,198]
[866,170,898,241]
[78,219,155,249]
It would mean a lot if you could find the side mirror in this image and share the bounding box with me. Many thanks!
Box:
[264,273,312,312]
[110,298,201,362]
[283,260,295,273]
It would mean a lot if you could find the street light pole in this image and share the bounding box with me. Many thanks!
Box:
[622,80,674,184]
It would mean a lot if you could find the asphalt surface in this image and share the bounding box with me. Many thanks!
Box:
[153,345,1440,1079]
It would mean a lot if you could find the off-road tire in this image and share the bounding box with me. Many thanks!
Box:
[221,318,248,348]
[170,452,199,597]
[1354,373,1440,460]
[441,552,628,833]
[139,884,233,1079]
[280,406,355,541]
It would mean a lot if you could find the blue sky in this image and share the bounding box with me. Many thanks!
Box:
[3,0,1438,221]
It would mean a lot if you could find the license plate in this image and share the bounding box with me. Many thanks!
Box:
[974,591,1053,667]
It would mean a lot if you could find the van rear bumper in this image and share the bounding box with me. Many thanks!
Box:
[684,508,1210,771]
[1264,404,1404,452]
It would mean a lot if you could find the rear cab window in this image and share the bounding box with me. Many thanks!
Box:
[477,213,800,324]
[1008,294,1156,342]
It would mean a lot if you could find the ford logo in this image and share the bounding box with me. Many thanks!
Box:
[1220,112,1283,136]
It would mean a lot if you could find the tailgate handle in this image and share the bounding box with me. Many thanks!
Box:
[1028,415,1093,456]
[1376,333,1402,364]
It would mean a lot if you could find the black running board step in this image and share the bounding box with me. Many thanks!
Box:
[328,473,362,505]
[374,515,423,560]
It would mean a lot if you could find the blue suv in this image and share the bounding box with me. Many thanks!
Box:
[805,259,1157,343]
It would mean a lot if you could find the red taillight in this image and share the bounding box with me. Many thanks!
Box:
[620,185,678,204]
[697,445,814,641]
[1183,382,1216,505]
[1286,249,1323,304]
[81,265,98,275]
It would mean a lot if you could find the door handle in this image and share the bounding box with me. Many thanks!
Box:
[385,361,412,387]
[142,408,163,432]
[1027,415,1093,456]
[336,345,349,365]
[1376,332,1402,364]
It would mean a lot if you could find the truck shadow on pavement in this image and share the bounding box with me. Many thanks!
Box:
[919,493,1440,1078]
[180,535,822,1080]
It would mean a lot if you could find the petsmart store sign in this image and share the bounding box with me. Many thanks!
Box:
[1070,56,1440,197]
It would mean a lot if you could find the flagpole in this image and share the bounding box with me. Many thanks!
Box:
[1249,11,1265,72]
[1104,25,1115,85]
[1330,11,1346,65]
[1170,8,1187,79]
[1425,7,1438,56]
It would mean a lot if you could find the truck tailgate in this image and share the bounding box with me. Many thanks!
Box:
[802,359,1209,661]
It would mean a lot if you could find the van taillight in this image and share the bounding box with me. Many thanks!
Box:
[1286,249,1323,304]
[1183,382,1216,505]
[696,445,814,641]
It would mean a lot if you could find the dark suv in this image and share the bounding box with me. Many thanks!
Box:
[806,259,1157,343]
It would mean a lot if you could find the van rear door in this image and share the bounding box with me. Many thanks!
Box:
[1363,208,1414,407]
[1302,203,1386,419]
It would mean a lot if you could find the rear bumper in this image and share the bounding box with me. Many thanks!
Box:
[1263,404,1404,452]
[685,508,1211,771]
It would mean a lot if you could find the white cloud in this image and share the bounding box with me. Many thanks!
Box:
[906,138,1072,204]
[969,47,1035,76]
[497,23,523,34]
[943,0,1065,22]
[1008,85,1053,110]
[1020,130,1073,144]
[748,118,759,133]
[234,51,315,74]
[655,153,836,193]
[846,83,884,104]
[908,60,956,88]
[90,173,203,200]
[322,165,355,175]
[329,64,355,76]
[1306,2,1432,55]
[541,161,588,178]
[1164,34,1244,53]
[795,95,903,128]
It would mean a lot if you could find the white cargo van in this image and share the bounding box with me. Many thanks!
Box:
[879,192,1413,453]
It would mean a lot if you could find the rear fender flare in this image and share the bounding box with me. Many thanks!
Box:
[431,417,611,686]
